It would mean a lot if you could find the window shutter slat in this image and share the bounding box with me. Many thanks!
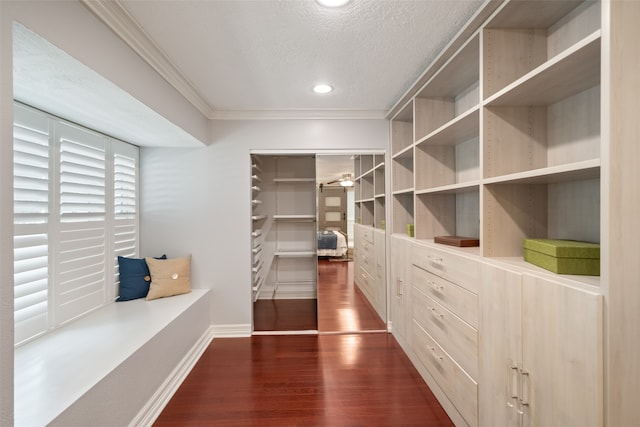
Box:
[13,104,50,345]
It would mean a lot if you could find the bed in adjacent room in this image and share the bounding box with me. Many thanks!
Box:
[317,229,348,258]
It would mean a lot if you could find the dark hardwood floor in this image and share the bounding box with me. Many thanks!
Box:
[155,258,452,425]
[317,258,386,333]
[154,334,453,426]
[253,259,386,333]
[253,299,318,331]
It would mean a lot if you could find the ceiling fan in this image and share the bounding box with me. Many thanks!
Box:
[325,173,354,187]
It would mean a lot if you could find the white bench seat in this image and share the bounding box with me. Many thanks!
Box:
[15,289,211,427]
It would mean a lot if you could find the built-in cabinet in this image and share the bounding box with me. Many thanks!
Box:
[353,154,387,324]
[251,155,317,301]
[353,224,385,322]
[387,0,615,425]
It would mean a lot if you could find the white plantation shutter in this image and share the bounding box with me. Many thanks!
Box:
[112,144,139,296]
[13,104,51,344]
[13,103,139,344]
[55,124,107,325]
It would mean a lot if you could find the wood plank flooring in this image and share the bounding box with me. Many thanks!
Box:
[154,334,453,426]
[253,299,318,331]
[317,259,386,333]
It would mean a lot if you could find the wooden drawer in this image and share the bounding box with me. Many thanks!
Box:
[361,226,373,243]
[412,265,478,328]
[357,265,376,304]
[413,288,478,380]
[360,240,374,270]
[412,321,478,427]
[412,243,480,294]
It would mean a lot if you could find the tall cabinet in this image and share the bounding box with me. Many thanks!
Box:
[251,155,317,301]
[353,154,386,324]
[386,0,625,425]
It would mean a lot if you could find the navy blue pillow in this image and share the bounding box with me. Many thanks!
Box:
[116,255,166,301]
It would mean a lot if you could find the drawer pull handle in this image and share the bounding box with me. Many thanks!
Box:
[429,281,444,293]
[428,306,444,320]
[429,346,444,361]
[428,255,443,263]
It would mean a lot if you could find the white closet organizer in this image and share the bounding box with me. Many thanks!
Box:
[387,1,613,426]
[251,155,317,300]
[250,156,269,302]
[353,154,386,323]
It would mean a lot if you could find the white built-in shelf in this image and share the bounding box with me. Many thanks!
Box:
[273,214,316,221]
[251,199,262,205]
[374,193,385,199]
[415,181,481,195]
[252,215,267,221]
[251,230,262,238]
[392,145,414,160]
[483,159,600,185]
[252,261,263,274]
[275,251,317,257]
[273,178,316,183]
[484,31,601,107]
[251,175,261,182]
[252,163,262,174]
[416,106,479,147]
[392,188,414,196]
[251,185,261,192]
[252,246,262,254]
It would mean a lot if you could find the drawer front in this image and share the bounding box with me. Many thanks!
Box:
[361,226,373,243]
[412,243,480,294]
[412,321,478,427]
[360,241,374,271]
[412,265,478,328]
[357,266,376,304]
[413,288,478,380]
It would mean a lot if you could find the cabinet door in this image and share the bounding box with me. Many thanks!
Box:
[374,229,386,321]
[390,236,410,342]
[479,263,522,427]
[521,274,603,427]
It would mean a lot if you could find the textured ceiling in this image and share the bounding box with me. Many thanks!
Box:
[118,0,485,116]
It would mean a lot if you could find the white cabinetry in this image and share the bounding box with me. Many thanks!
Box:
[353,153,386,323]
[387,0,617,424]
[353,224,385,322]
[411,241,479,426]
[251,155,317,300]
[480,263,603,427]
[390,234,412,346]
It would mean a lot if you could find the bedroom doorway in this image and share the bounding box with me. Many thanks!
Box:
[315,154,387,334]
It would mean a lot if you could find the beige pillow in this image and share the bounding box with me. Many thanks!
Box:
[145,256,191,300]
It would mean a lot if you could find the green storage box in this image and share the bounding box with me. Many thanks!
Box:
[523,239,600,276]
[406,223,414,237]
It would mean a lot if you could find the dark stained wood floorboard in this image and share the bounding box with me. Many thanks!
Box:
[253,299,318,331]
[154,334,453,426]
[317,259,387,333]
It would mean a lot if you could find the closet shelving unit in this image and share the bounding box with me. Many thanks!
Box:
[353,153,387,322]
[251,155,318,299]
[250,157,268,302]
[388,1,612,425]
[354,154,386,229]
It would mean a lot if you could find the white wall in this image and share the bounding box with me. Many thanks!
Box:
[0,1,210,423]
[141,119,388,332]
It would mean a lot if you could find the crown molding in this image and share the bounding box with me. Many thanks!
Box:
[80,0,215,118]
[209,109,388,120]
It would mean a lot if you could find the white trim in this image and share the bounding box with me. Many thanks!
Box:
[79,0,214,118]
[130,326,215,427]
[211,323,252,338]
[252,330,319,336]
[210,109,388,120]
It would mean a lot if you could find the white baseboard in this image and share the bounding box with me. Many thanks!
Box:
[211,323,252,338]
[130,326,215,427]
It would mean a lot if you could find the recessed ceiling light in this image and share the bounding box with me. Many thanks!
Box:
[316,0,351,7]
[313,84,333,94]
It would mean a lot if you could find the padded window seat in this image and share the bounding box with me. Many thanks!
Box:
[14,289,211,427]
